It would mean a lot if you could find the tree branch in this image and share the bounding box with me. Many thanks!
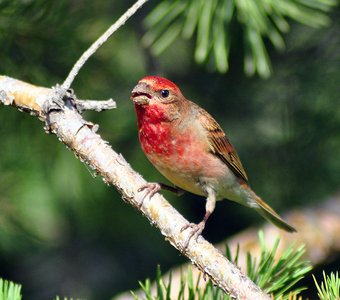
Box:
[62,0,149,90]
[75,98,116,112]
[0,75,270,300]
[119,194,340,299]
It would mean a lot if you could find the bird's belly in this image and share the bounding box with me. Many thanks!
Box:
[146,151,206,195]
[157,165,205,196]
[146,151,244,202]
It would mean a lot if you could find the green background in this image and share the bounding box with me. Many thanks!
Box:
[0,1,339,299]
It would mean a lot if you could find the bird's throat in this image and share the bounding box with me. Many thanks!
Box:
[135,104,185,157]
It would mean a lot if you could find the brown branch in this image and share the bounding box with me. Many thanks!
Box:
[119,194,340,299]
[0,77,50,118]
[0,75,271,300]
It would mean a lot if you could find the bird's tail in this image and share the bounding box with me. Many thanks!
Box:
[254,196,296,232]
[244,187,297,232]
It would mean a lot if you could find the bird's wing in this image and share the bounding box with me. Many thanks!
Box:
[197,105,248,182]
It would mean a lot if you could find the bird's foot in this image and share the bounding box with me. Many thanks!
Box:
[181,221,206,249]
[137,182,162,208]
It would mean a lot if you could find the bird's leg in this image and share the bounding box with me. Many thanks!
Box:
[137,182,185,207]
[181,187,216,249]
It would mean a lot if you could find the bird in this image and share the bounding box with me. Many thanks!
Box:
[130,75,296,246]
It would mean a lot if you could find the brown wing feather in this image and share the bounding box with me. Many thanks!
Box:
[196,104,248,182]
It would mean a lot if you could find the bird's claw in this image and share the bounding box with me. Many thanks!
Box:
[180,221,206,249]
[137,182,161,208]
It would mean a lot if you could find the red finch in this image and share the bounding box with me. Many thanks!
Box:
[131,76,296,244]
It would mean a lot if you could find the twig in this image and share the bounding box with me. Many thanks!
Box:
[75,99,116,112]
[62,0,149,90]
[0,75,271,300]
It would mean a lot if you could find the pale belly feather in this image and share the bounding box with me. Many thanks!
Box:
[146,149,245,204]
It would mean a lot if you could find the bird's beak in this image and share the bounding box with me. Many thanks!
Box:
[131,82,151,105]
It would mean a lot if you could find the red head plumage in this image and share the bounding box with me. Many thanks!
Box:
[139,76,181,93]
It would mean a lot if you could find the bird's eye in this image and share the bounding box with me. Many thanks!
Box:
[160,89,169,98]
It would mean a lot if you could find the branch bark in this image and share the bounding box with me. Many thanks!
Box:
[0,75,270,300]
[118,194,340,299]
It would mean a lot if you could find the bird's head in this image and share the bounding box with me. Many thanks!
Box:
[131,76,185,122]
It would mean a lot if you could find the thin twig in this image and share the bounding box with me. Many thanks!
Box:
[62,0,149,90]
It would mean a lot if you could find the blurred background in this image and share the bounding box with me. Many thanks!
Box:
[0,0,339,299]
